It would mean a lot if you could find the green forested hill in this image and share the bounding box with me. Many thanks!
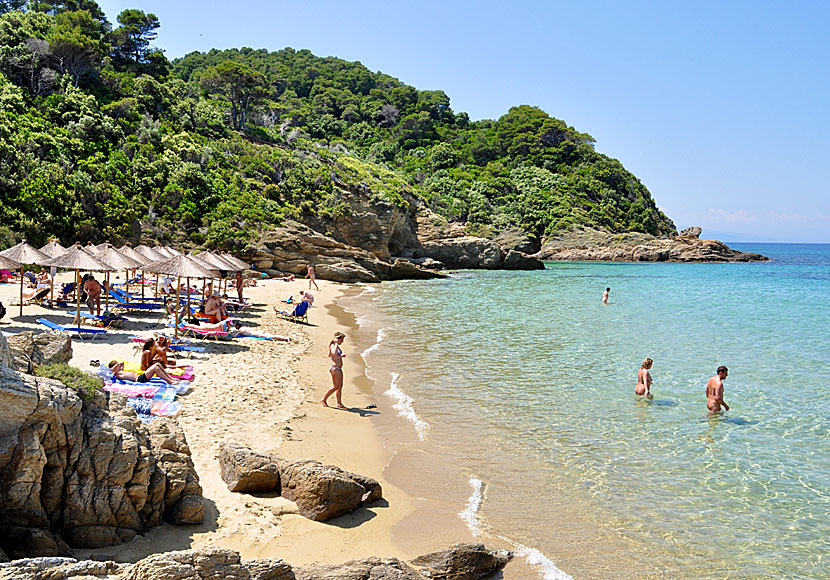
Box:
[0,1,675,251]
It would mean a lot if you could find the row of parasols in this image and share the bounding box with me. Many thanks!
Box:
[0,239,251,335]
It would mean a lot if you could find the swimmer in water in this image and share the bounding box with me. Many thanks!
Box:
[602,287,610,304]
[636,358,653,398]
[706,366,729,414]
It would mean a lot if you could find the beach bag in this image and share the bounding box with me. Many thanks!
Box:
[0,300,5,320]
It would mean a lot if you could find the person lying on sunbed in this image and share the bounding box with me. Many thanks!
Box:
[108,360,181,384]
[193,318,291,341]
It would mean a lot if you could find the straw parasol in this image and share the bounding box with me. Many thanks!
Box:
[48,242,115,324]
[134,245,167,297]
[0,240,53,316]
[0,254,21,270]
[188,252,223,300]
[199,251,240,296]
[220,253,251,271]
[116,243,153,301]
[144,254,216,336]
[38,239,67,303]
[97,244,145,312]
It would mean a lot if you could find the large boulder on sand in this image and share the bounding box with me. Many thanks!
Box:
[219,441,280,493]
[410,543,513,580]
[277,459,382,522]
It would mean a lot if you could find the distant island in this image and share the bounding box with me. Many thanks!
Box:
[0,2,764,273]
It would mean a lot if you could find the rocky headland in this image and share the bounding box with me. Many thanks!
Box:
[243,187,764,283]
[538,226,768,262]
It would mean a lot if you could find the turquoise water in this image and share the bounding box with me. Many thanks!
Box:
[342,244,829,580]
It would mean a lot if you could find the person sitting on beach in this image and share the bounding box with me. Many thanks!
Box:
[153,336,181,367]
[194,318,291,341]
[636,358,653,398]
[706,366,729,414]
[159,277,174,295]
[273,300,309,318]
[203,294,229,322]
[299,290,314,306]
[36,268,50,285]
[108,360,180,384]
[83,275,102,315]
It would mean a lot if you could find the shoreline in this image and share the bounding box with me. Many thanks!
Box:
[0,275,543,577]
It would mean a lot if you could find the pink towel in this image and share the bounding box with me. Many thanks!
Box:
[104,384,161,398]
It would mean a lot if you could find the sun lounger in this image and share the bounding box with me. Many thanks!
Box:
[67,310,128,328]
[180,324,230,340]
[108,289,163,311]
[36,318,107,341]
[274,300,309,324]
[10,286,50,306]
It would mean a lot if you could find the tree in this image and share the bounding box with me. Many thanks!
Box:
[110,9,160,67]
[47,9,106,86]
[0,0,26,15]
[200,60,269,131]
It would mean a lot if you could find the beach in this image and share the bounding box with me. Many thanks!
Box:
[0,274,537,575]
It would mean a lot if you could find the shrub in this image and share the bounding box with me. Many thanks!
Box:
[35,363,102,400]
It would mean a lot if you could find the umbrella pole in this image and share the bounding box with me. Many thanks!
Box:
[125,269,129,301]
[105,272,110,312]
[141,270,145,302]
[155,274,159,298]
[186,277,191,322]
[19,265,23,317]
[201,278,206,308]
[175,276,181,338]
[75,269,81,326]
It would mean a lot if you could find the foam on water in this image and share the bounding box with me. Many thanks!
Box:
[361,328,387,360]
[458,477,484,536]
[385,372,429,440]
[512,544,574,580]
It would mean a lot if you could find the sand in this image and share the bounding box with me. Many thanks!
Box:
[0,272,542,577]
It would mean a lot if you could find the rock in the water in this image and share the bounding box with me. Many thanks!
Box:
[410,543,513,580]
[219,441,280,493]
[278,459,382,521]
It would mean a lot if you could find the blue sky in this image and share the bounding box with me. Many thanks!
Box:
[98,0,830,242]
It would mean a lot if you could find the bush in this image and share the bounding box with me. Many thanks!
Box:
[35,363,102,400]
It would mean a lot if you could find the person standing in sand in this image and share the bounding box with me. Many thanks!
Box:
[706,366,729,414]
[602,287,610,304]
[321,331,346,409]
[306,264,319,291]
[84,275,102,315]
[636,358,653,397]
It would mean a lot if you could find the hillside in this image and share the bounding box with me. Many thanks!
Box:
[0,2,675,254]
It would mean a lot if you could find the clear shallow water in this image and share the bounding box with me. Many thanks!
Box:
[342,244,829,580]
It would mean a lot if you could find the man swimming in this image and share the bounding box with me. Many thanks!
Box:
[706,366,729,414]
[602,287,610,304]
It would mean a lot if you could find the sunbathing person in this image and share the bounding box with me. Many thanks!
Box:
[153,336,183,367]
[108,360,180,384]
[193,318,290,341]
[203,294,229,322]
[273,300,308,318]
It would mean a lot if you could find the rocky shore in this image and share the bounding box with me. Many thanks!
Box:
[537,226,768,262]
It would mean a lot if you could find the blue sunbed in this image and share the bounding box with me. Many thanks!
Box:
[108,289,163,310]
[36,318,107,341]
[67,311,128,328]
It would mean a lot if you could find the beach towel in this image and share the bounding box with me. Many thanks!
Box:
[103,384,161,398]
[120,360,195,380]
[127,397,155,423]
[98,369,191,393]
[150,399,181,417]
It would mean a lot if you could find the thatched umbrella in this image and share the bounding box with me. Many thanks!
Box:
[187,252,223,302]
[97,244,145,312]
[134,245,166,297]
[166,246,182,256]
[47,243,114,324]
[144,254,216,337]
[117,243,152,301]
[197,251,238,295]
[220,253,251,271]
[38,239,67,304]
[0,240,53,317]
[0,254,22,301]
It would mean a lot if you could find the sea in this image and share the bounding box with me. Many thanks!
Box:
[339,243,829,580]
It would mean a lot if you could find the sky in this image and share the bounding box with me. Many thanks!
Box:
[97,0,830,242]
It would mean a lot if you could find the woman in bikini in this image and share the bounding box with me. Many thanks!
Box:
[108,360,180,384]
[636,357,653,397]
[320,331,346,408]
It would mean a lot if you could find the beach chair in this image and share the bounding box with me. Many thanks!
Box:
[108,289,164,312]
[180,324,230,341]
[36,318,107,341]
[10,286,50,306]
[274,300,309,324]
[67,310,128,329]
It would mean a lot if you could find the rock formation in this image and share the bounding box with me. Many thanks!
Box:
[537,227,768,262]
[219,442,383,522]
[0,544,511,580]
[0,338,203,559]
[4,331,72,373]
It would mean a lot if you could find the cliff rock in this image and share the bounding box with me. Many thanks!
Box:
[0,367,203,558]
[538,228,768,262]
[5,331,72,373]
[0,545,511,580]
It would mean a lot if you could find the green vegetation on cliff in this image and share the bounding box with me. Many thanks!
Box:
[0,1,675,250]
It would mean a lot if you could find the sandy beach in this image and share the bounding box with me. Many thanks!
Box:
[0,273,544,575]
